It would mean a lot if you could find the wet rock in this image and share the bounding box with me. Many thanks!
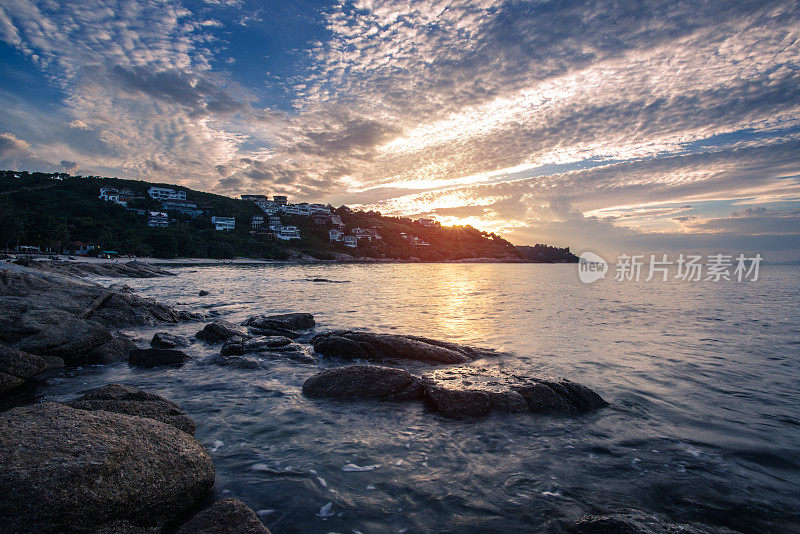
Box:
[65,383,196,435]
[151,331,192,349]
[84,334,137,364]
[572,510,737,533]
[216,337,314,365]
[0,344,47,395]
[198,290,210,296]
[206,352,263,369]
[15,317,113,365]
[196,320,251,344]
[0,402,214,532]
[129,348,192,368]
[312,331,495,364]
[303,365,424,400]
[422,367,608,418]
[244,313,315,331]
[179,310,206,322]
[177,498,271,534]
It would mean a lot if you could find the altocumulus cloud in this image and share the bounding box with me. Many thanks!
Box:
[0,0,799,257]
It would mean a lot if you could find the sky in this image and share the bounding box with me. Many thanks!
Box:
[1,0,799,259]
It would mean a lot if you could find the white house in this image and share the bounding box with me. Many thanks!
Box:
[162,200,202,217]
[416,218,435,227]
[212,216,235,231]
[330,215,345,229]
[99,186,127,206]
[148,211,169,228]
[273,225,300,240]
[329,229,343,242]
[343,235,358,247]
[281,204,310,216]
[148,187,186,201]
[308,203,330,214]
[273,195,288,206]
[251,215,264,229]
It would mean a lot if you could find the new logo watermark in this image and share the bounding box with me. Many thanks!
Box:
[578,252,763,283]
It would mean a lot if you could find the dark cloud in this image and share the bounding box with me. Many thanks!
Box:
[291,119,401,158]
[60,160,77,170]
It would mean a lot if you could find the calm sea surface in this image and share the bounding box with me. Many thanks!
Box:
[33,263,800,533]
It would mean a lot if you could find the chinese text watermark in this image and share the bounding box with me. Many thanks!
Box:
[578,252,762,283]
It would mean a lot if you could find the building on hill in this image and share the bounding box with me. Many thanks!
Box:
[211,216,235,231]
[161,200,202,217]
[273,195,288,206]
[281,204,310,216]
[148,211,169,228]
[308,203,330,214]
[416,218,436,227]
[312,213,330,226]
[241,194,269,202]
[410,236,430,247]
[271,225,300,240]
[343,235,358,247]
[148,186,186,201]
[329,229,343,242]
[268,215,281,226]
[330,215,345,229]
[251,215,264,229]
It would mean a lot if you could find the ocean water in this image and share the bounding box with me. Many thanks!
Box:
[32,263,800,533]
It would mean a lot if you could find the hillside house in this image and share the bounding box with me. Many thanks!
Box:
[162,200,202,217]
[148,211,169,228]
[251,215,264,229]
[329,229,343,242]
[416,218,436,227]
[148,187,186,201]
[211,216,235,231]
[343,235,358,247]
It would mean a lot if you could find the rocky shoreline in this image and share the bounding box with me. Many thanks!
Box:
[0,260,733,533]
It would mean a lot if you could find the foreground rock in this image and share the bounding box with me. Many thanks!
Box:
[422,367,608,418]
[130,348,192,368]
[0,344,48,395]
[0,402,214,532]
[303,365,424,400]
[571,510,737,533]
[177,498,271,534]
[65,384,196,435]
[302,364,608,419]
[12,257,175,278]
[312,331,496,364]
[196,320,251,344]
[244,313,315,338]
[151,331,192,349]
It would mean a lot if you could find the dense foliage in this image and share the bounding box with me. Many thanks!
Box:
[0,170,568,261]
[515,244,579,263]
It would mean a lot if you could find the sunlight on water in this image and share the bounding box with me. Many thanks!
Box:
[32,263,800,533]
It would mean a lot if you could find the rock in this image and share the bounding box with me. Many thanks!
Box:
[0,402,214,532]
[572,510,737,533]
[312,331,495,364]
[65,384,196,435]
[84,334,137,364]
[220,335,247,356]
[244,313,315,331]
[198,290,210,296]
[129,348,192,368]
[422,367,608,418]
[196,321,251,344]
[215,337,314,366]
[151,331,192,349]
[179,310,206,322]
[15,317,114,365]
[303,365,424,400]
[177,498,271,534]
[0,344,48,395]
[205,353,262,369]
[244,335,294,350]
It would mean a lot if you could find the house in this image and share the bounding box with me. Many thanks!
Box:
[211,216,235,231]
[351,228,372,242]
[251,215,264,229]
[148,187,186,201]
[271,225,300,240]
[330,215,345,229]
[329,229,343,242]
[410,236,430,247]
[308,203,330,214]
[241,194,269,202]
[71,242,96,255]
[281,204,310,216]
[273,195,288,206]
[268,215,281,226]
[416,218,436,227]
[98,186,127,207]
[312,213,330,226]
[148,211,169,228]
[343,235,358,247]
[162,200,202,217]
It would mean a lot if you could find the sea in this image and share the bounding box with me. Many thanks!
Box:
[31,263,800,533]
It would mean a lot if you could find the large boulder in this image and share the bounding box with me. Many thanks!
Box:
[177,498,271,534]
[0,402,214,532]
[303,365,424,400]
[571,510,737,533]
[0,344,47,395]
[244,313,314,331]
[65,384,196,435]
[15,317,114,365]
[151,332,192,349]
[312,331,495,364]
[196,321,251,344]
[129,348,192,368]
[422,367,608,418]
[84,334,137,364]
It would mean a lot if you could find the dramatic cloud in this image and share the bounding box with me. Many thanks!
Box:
[0,0,799,256]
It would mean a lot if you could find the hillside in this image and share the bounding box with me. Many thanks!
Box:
[0,170,570,261]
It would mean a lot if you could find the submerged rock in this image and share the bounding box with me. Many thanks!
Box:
[65,383,196,435]
[244,313,315,331]
[198,290,210,296]
[151,331,192,349]
[572,510,737,533]
[177,498,270,534]
[302,365,424,400]
[196,320,251,344]
[0,402,214,532]
[312,331,496,364]
[422,367,608,418]
[129,348,192,368]
[0,344,48,395]
[214,336,314,366]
